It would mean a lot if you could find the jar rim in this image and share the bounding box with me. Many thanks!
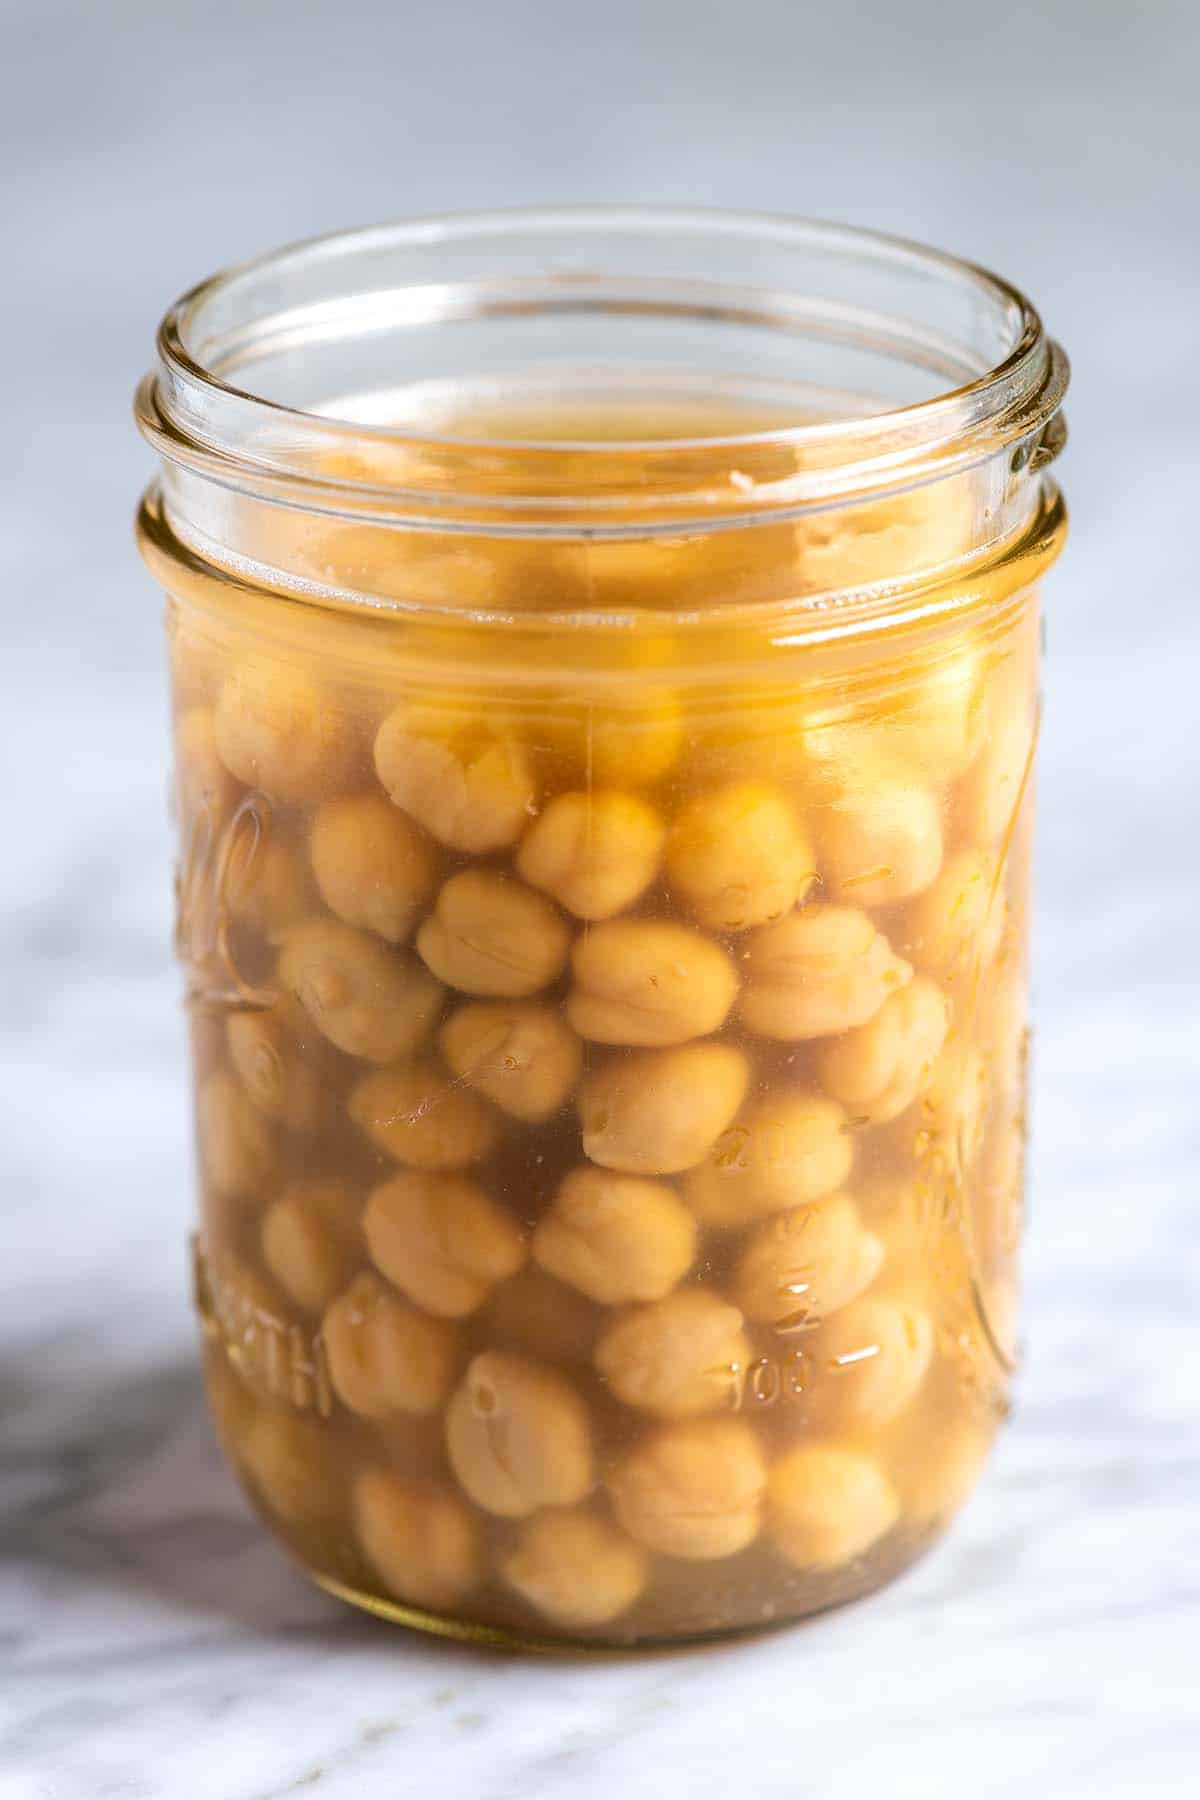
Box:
[135,206,1068,532]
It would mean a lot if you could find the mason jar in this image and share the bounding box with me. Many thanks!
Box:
[135,209,1068,1648]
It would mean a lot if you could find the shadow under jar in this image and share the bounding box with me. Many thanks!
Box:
[135,209,1068,1649]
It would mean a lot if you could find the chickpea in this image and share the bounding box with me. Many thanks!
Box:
[534,688,684,790]
[817,976,950,1126]
[516,790,664,921]
[225,833,315,943]
[499,1508,648,1630]
[766,1443,899,1570]
[594,1289,750,1419]
[684,1092,853,1228]
[241,1408,344,1530]
[533,1166,697,1306]
[175,707,239,822]
[278,918,444,1064]
[354,1468,482,1610]
[309,794,439,945]
[919,1041,987,1169]
[907,849,1005,984]
[738,905,912,1042]
[416,869,570,999]
[363,1169,525,1316]
[796,482,973,599]
[665,780,816,932]
[444,1351,594,1517]
[731,1193,884,1329]
[214,658,355,804]
[438,1001,582,1123]
[579,1043,750,1176]
[684,693,814,791]
[260,1179,361,1314]
[482,1266,602,1365]
[898,1422,992,1530]
[955,689,1036,850]
[374,699,535,854]
[812,1293,934,1425]
[226,1008,324,1134]
[567,920,739,1048]
[818,781,943,908]
[608,1418,766,1560]
[168,610,229,710]
[323,1271,457,1418]
[196,1069,280,1200]
[350,1062,502,1171]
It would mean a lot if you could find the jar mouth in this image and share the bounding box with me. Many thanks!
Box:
[136,207,1068,532]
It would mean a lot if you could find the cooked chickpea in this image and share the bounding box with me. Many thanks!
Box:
[225,832,315,943]
[955,689,1036,849]
[738,905,912,1042]
[516,790,664,920]
[766,1443,899,1570]
[444,1351,594,1517]
[323,1271,457,1418]
[416,869,570,999]
[684,1091,853,1228]
[168,611,228,710]
[594,1289,750,1418]
[350,1062,502,1171]
[684,693,814,790]
[813,1293,934,1425]
[608,1418,766,1560]
[278,918,443,1064]
[666,780,816,931]
[919,1041,987,1167]
[907,849,1005,983]
[535,688,684,789]
[731,1192,883,1329]
[818,781,943,907]
[214,658,355,804]
[309,794,439,945]
[898,1422,992,1530]
[438,1001,582,1123]
[567,920,738,1048]
[226,1008,324,1133]
[175,707,239,821]
[374,699,535,853]
[499,1508,647,1630]
[260,1179,361,1314]
[579,1043,750,1176]
[363,1169,525,1316]
[241,1408,344,1530]
[481,1267,602,1365]
[196,1069,280,1200]
[817,976,949,1125]
[353,1468,482,1610]
[534,1166,697,1305]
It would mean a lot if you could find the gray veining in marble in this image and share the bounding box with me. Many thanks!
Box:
[2,2,1198,1795]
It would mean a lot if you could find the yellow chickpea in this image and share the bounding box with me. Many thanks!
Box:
[481,1267,602,1365]
[322,1271,458,1418]
[175,707,239,822]
[224,829,315,944]
[817,976,950,1126]
[684,692,814,791]
[374,699,536,854]
[567,920,739,1048]
[766,1442,900,1570]
[363,1169,525,1316]
[608,1418,766,1560]
[168,610,229,710]
[812,1293,935,1425]
[818,781,943,907]
[579,1043,750,1176]
[898,1421,992,1530]
[309,793,440,945]
[683,1091,853,1228]
[277,918,443,1064]
[353,1468,482,1611]
[955,686,1037,850]
[594,1289,750,1419]
[533,1166,697,1305]
[665,780,817,932]
[196,1069,280,1200]
[214,658,355,804]
[438,1001,582,1123]
[416,869,570,998]
[731,1193,884,1329]
[241,1408,344,1531]
[738,905,912,1042]
[515,789,664,921]
[533,688,684,790]
[907,849,1005,984]
[919,1041,987,1169]
[350,1062,503,1171]
[226,1008,324,1134]
[260,1179,361,1314]
[444,1351,594,1517]
[499,1508,648,1630]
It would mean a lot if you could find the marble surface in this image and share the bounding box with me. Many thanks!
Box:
[3,2,1199,1795]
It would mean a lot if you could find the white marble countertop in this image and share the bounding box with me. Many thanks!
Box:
[3,3,1199,1795]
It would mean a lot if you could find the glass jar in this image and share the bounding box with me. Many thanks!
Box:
[135,210,1068,1648]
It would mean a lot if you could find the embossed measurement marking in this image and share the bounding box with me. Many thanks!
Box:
[192,1236,333,1416]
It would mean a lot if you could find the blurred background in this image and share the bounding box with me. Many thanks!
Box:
[2,1,1197,1795]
